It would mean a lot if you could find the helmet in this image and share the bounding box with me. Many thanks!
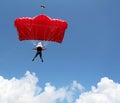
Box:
[36,42,43,47]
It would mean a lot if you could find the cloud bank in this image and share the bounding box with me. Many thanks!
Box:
[0,71,120,103]
[75,77,120,103]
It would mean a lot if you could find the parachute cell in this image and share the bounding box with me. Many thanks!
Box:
[14,14,68,43]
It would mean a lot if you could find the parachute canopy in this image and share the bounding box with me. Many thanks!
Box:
[14,14,68,43]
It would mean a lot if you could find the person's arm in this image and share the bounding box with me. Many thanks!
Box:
[32,48,37,50]
[42,47,46,50]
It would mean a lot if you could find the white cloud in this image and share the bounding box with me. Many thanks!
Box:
[0,71,81,103]
[71,80,84,91]
[75,77,120,103]
[66,80,84,103]
[0,71,41,103]
[0,71,120,103]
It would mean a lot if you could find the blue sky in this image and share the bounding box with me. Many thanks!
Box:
[0,0,120,103]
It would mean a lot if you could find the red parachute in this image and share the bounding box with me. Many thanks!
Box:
[14,14,68,43]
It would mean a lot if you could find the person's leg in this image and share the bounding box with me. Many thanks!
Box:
[32,52,38,61]
[39,52,43,62]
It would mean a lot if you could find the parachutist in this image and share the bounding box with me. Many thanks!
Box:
[32,42,45,62]
[14,14,68,62]
[40,5,46,9]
